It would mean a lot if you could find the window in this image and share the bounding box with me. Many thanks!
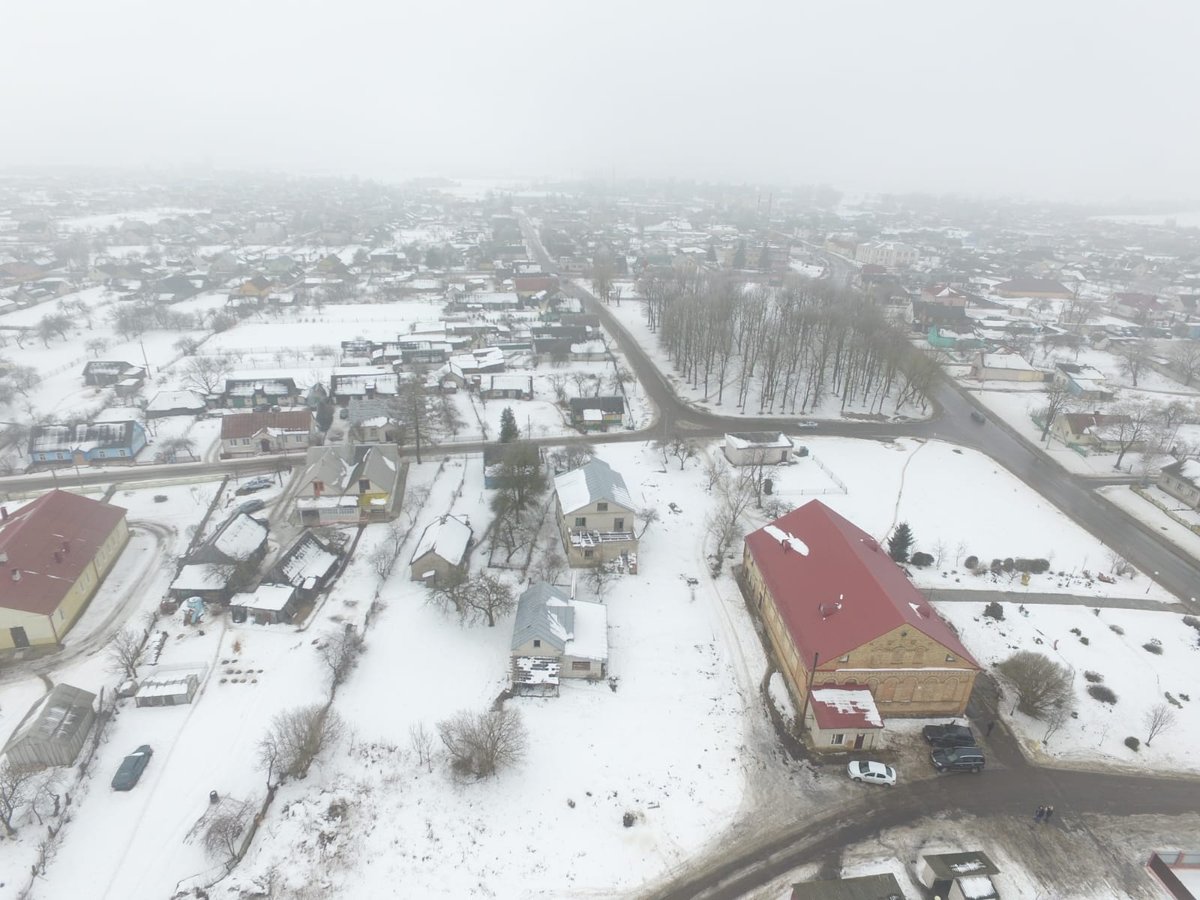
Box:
[584,549,594,558]
[945,653,957,662]
[613,518,624,531]
[830,733,845,745]
[839,654,849,663]
[574,517,586,527]
[533,639,541,648]
[358,479,370,493]
[596,502,608,512]
[242,438,251,445]
[118,449,126,456]
[571,660,591,671]
[313,480,325,493]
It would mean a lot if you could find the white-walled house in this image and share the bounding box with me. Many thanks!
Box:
[554,458,638,568]
[220,409,316,458]
[510,582,608,694]
[723,432,794,466]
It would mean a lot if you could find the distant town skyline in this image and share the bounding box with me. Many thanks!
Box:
[3,0,1198,206]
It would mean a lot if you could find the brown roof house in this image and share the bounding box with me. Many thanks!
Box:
[0,491,130,651]
[1051,411,1145,454]
[220,409,316,458]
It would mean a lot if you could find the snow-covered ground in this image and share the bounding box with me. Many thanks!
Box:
[1099,484,1200,573]
[762,437,1173,599]
[938,601,1200,773]
[599,281,930,422]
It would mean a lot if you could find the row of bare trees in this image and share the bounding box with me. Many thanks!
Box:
[639,271,938,415]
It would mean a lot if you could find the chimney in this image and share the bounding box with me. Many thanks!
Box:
[11,568,20,582]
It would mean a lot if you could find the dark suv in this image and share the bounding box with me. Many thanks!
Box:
[931,746,985,773]
[922,723,976,748]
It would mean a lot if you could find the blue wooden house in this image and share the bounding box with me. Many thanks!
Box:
[29,420,147,466]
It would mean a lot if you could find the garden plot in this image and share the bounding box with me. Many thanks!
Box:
[760,437,1172,600]
[936,601,1200,774]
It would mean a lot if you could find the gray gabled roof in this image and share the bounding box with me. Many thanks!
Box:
[553,458,633,514]
[511,582,574,652]
[5,683,96,751]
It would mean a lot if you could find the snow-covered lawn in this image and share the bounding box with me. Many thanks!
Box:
[937,601,1200,773]
[1099,485,1200,576]
[762,437,1172,600]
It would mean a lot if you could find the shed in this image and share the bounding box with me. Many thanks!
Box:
[3,683,96,768]
[919,851,1000,900]
[409,515,473,584]
[230,583,299,624]
[135,671,200,707]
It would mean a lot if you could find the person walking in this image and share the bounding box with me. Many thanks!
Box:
[986,720,996,738]
[1034,806,1045,822]
[1044,805,1054,823]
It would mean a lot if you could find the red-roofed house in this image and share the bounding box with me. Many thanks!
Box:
[0,491,130,651]
[743,500,980,734]
[805,685,884,752]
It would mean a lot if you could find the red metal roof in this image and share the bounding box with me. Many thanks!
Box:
[0,490,127,616]
[745,500,978,669]
[808,685,883,730]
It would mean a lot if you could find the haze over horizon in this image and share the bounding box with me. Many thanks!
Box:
[3,0,1197,207]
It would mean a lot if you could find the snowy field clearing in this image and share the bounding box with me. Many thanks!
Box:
[938,601,1200,773]
[763,437,1172,600]
[598,282,931,422]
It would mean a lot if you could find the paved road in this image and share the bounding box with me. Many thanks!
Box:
[654,764,1200,900]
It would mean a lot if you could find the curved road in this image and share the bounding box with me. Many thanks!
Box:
[516,212,1200,896]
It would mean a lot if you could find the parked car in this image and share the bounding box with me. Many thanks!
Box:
[237,498,267,515]
[111,745,153,790]
[235,476,274,495]
[847,760,896,787]
[922,723,977,748]
[970,411,986,424]
[931,746,985,773]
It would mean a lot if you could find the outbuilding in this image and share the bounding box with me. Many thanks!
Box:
[3,683,96,768]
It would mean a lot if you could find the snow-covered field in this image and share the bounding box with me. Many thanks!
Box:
[939,601,1200,773]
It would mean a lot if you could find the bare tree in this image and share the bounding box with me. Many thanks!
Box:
[1097,401,1164,470]
[201,798,253,866]
[181,356,231,395]
[437,707,527,779]
[0,760,39,836]
[402,484,431,529]
[409,722,434,773]
[1144,702,1178,746]
[587,564,612,602]
[318,627,364,687]
[1116,339,1154,388]
[1037,381,1076,442]
[258,704,342,785]
[158,436,197,461]
[996,651,1075,719]
[106,627,146,680]
[1168,341,1200,386]
[635,507,660,539]
[701,455,728,492]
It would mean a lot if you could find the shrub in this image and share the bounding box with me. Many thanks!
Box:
[983,601,1005,621]
[1002,557,1015,572]
[1079,636,1090,645]
[1109,624,1125,635]
[1083,671,1102,683]
[1181,693,1191,702]
[1087,684,1118,704]
[1070,627,1082,636]
[990,558,1003,574]
[1124,736,1140,752]
[1143,641,1163,655]
[964,555,979,570]
[1183,615,1200,631]
[910,551,935,568]
[996,651,1075,719]
[1166,693,1182,708]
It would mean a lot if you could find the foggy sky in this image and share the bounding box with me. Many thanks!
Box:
[3,0,1197,204]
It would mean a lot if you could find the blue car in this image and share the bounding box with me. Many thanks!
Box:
[111,745,153,791]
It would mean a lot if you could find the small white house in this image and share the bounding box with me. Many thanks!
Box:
[510,582,608,694]
[723,432,794,466]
